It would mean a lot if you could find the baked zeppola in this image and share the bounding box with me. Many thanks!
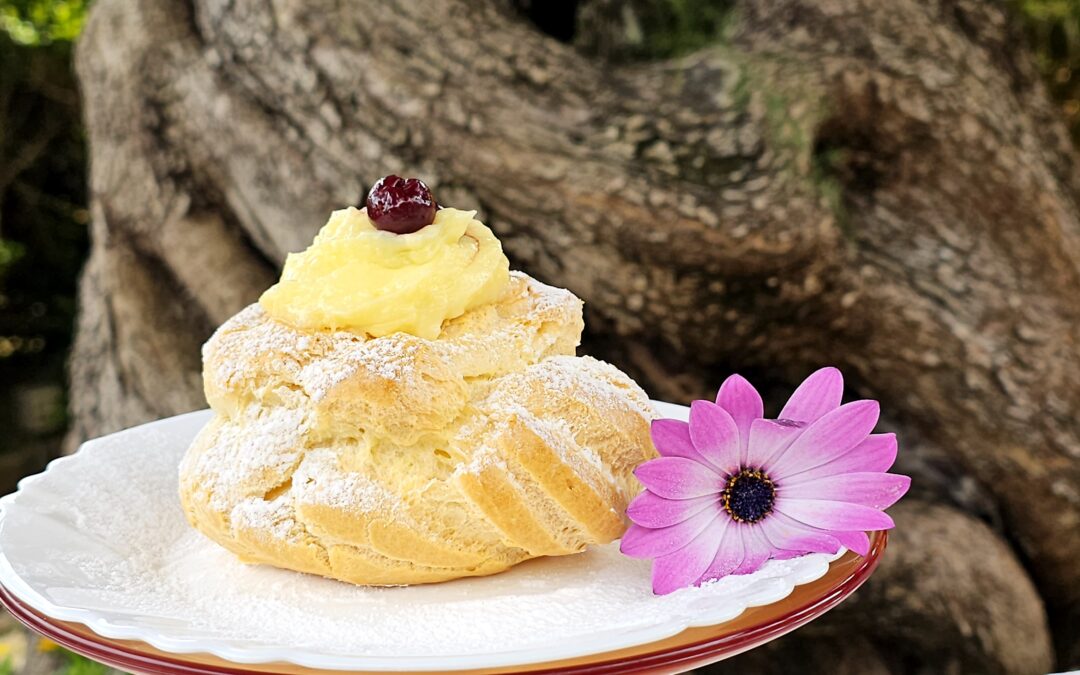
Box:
[179,177,657,585]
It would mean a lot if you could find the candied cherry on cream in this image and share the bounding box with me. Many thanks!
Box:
[364,175,438,234]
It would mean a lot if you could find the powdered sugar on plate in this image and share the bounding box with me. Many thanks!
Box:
[0,406,844,671]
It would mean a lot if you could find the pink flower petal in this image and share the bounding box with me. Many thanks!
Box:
[768,400,880,480]
[688,400,740,474]
[651,521,724,594]
[775,498,895,531]
[768,512,863,556]
[745,418,805,470]
[732,526,771,575]
[634,457,721,499]
[758,514,842,555]
[715,374,764,466]
[833,530,871,556]
[626,491,720,528]
[698,517,742,583]
[780,472,911,509]
[775,535,839,555]
[620,508,718,558]
[779,367,844,424]
[855,433,899,472]
[651,419,715,470]
[781,433,898,483]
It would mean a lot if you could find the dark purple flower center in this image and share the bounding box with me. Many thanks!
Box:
[722,469,776,523]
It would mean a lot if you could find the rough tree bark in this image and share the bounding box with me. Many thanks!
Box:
[71,0,1080,671]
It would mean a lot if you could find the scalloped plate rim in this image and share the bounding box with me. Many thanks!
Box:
[0,403,846,672]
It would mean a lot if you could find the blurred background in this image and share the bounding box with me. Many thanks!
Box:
[6,0,1080,491]
[2,0,1080,673]
[1,0,86,499]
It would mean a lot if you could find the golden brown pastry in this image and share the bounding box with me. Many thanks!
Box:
[180,261,656,584]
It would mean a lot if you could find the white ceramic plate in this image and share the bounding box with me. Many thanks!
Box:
[0,402,843,672]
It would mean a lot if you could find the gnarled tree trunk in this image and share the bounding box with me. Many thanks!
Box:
[72,0,1080,671]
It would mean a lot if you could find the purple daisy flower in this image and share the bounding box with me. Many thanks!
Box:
[621,367,910,595]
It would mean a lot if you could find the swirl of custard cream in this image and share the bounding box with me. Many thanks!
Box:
[259,207,510,339]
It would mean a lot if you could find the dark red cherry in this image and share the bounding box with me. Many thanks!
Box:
[365,175,438,234]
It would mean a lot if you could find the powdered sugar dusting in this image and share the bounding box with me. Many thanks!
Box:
[206,303,419,404]
[181,405,309,513]
[205,272,573,406]
[522,274,576,314]
[185,270,648,577]
[231,495,300,543]
[453,442,505,476]
[495,404,615,491]
[293,449,399,515]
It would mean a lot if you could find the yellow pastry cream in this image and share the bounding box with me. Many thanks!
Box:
[259,206,510,339]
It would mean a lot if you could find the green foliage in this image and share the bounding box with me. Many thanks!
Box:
[0,0,86,44]
[0,238,26,277]
[0,21,87,452]
[762,90,811,157]
[1011,1,1080,140]
[812,148,849,234]
[56,650,110,675]
[637,0,736,58]
[0,32,87,360]
[0,656,13,675]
